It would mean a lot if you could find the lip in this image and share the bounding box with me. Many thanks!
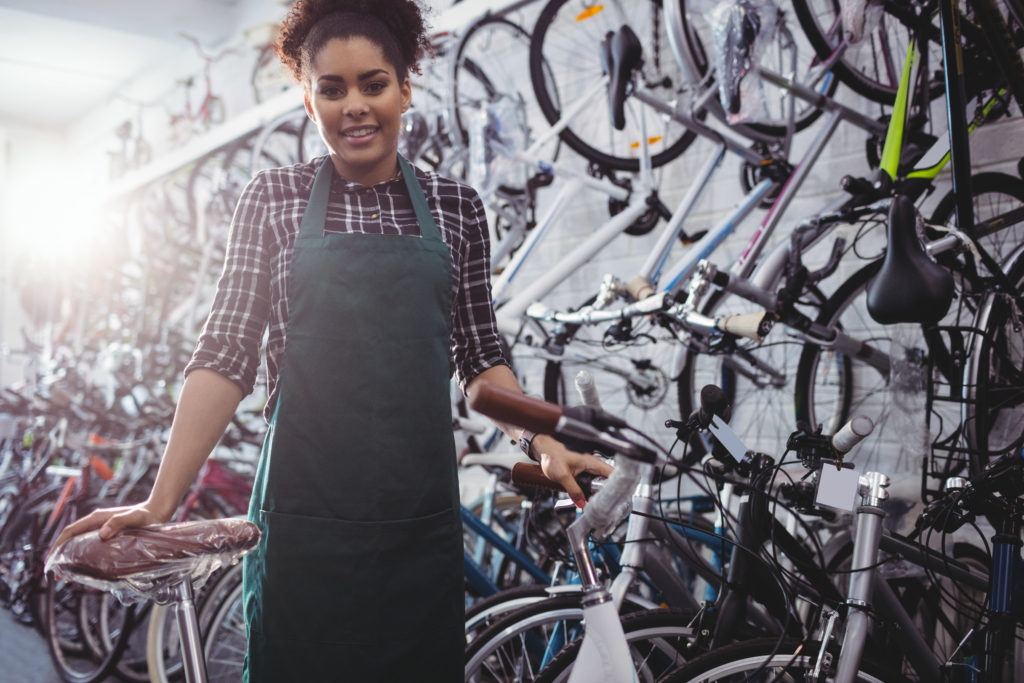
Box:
[341,125,380,142]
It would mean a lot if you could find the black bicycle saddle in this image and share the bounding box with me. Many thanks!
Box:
[866,194,955,324]
[602,25,642,131]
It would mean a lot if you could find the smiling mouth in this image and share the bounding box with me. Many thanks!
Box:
[343,126,379,138]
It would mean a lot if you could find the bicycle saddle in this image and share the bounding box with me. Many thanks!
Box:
[866,194,955,324]
[601,25,642,131]
[46,518,260,602]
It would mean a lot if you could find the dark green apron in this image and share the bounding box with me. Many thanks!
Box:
[242,156,463,682]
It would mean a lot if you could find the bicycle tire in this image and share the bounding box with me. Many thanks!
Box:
[791,0,946,104]
[44,575,136,683]
[677,0,839,138]
[202,576,247,682]
[450,16,559,167]
[464,593,630,682]
[964,250,1024,476]
[528,0,698,171]
[659,637,908,682]
[532,608,698,683]
[145,560,245,683]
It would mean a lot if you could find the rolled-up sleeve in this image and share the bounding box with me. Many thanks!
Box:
[451,190,509,392]
[184,173,272,396]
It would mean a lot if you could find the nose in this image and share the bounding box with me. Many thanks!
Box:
[344,92,369,118]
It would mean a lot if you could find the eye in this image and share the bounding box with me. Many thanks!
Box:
[319,85,344,97]
[365,81,387,94]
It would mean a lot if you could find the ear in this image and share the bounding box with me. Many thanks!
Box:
[303,88,316,122]
[400,76,412,113]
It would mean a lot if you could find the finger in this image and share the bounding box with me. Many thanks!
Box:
[48,509,118,559]
[99,509,151,539]
[577,454,614,478]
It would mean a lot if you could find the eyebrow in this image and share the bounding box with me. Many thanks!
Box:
[317,69,391,84]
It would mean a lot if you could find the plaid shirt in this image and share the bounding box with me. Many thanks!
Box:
[185,156,508,416]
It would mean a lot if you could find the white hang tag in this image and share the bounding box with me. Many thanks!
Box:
[816,466,861,512]
[709,415,748,462]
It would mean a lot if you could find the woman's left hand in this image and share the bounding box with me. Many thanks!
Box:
[531,433,613,509]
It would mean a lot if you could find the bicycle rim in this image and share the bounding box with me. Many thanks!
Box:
[792,0,946,104]
[529,0,697,171]
[543,312,686,455]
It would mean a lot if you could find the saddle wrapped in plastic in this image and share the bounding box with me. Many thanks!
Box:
[45,518,261,605]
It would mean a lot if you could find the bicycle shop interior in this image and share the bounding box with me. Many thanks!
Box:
[3,0,1024,681]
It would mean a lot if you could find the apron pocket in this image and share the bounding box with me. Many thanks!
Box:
[257,507,462,646]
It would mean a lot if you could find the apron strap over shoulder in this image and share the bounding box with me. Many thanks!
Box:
[399,156,442,243]
[298,158,334,239]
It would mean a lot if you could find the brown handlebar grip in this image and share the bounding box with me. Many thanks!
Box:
[468,384,562,433]
[511,462,564,493]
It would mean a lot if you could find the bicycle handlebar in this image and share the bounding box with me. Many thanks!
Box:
[468,384,660,464]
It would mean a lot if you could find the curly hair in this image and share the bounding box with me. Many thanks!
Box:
[276,0,431,84]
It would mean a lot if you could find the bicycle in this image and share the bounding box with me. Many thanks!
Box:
[167,33,237,146]
[663,438,1020,681]
[465,373,888,681]
[45,518,261,683]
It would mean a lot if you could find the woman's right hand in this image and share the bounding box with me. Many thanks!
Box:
[48,501,170,562]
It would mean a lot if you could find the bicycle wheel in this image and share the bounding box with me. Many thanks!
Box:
[533,608,698,682]
[964,251,1024,475]
[660,637,907,682]
[792,0,947,104]
[203,577,247,682]
[542,309,686,455]
[146,561,243,683]
[529,0,698,171]
[676,287,825,460]
[451,16,559,172]
[677,0,839,137]
[45,575,136,683]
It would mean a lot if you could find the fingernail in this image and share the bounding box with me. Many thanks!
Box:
[99,527,111,539]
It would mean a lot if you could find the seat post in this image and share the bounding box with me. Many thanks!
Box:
[174,581,209,683]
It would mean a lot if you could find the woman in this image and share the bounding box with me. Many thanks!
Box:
[52,0,611,680]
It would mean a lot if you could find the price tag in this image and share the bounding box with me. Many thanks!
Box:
[816,466,861,512]
[709,415,748,462]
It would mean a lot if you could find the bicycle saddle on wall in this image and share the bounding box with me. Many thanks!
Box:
[866,194,955,324]
[601,25,642,131]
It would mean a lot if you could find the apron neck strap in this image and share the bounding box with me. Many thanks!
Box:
[299,156,441,242]
[299,158,333,239]
[399,155,442,243]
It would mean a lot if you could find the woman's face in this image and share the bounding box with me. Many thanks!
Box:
[304,36,411,186]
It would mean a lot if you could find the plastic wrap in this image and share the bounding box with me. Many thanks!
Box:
[45,518,260,606]
[708,0,779,123]
[580,458,639,541]
[841,0,884,46]
[467,95,528,197]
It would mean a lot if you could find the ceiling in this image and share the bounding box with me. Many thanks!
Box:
[0,0,250,131]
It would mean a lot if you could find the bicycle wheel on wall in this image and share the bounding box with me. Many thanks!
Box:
[676,0,839,138]
[965,251,1024,476]
[529,0,698,171]
[451,16,559,169]
[542,311,687,456]
[676,286,825,461]
[791,0,947,104]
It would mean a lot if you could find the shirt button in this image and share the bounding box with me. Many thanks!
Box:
[370,213,379,219]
